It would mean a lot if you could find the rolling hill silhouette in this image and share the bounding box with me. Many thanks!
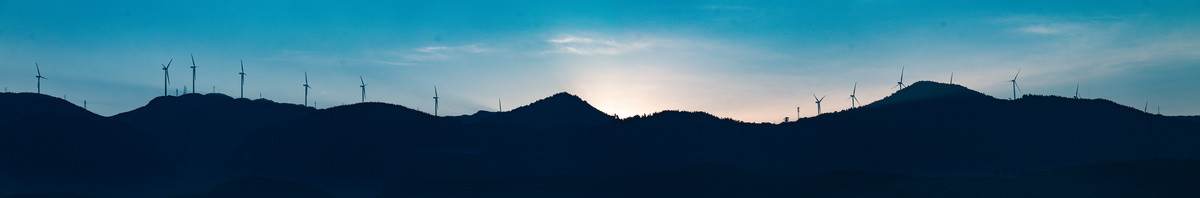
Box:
[1,82,1199,197]
[0,93,165,197]
[111,93,314,165]
[782,81,1200,176]
[473,92,616,128]
[0,93,99,125]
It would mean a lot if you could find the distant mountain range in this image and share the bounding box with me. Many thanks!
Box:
[0,81,1198,197]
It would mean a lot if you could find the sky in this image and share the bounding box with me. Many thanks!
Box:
[1,0,1198,122]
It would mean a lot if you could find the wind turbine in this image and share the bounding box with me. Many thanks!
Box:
[1144,101,1149,113]
[848,82,860,108]
[35,63,46,94]
[303,72,311,106]
[359,76,366,102]
[1008,69,1021,100]
[1074,84,1080,99]
[499,98,503,112]
[813,94,826,115]
[892,66,905,89]
[433,86,439,116]
[238,60,246,98]
[949,73,954,84]
[190,54,197,94]
[162,59,173,96]
[796,107,800,120]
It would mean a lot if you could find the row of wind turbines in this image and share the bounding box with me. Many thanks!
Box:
[158,55,452,115]
[15,60,1163,119]
[27,55,471,116]
[792,66,1160,122]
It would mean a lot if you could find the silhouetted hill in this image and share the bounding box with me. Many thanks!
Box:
[379,159,1200,198]
[1172,115,1200,124]
[4,84,1200,197]
[859,81,992,109]
[233,102,466,190]
[0,112,165,197]
[110,93,314,170]
[172,177,333,198]
[448,110,498,124]
[0,93,98,125]
[475,92,616,128]
[623,110,742,124]
[783,81,1200,176]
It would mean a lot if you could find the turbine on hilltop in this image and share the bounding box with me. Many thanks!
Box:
[1008,69,1021,100]
[813,94,826,115]
[161,59,173,96]
[848,82,860,109]
[433,86,440,116]
[35,63,47,94]
[359,76,367,102]
[303,72,311,107]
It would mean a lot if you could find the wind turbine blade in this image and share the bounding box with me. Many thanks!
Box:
[167,59,173,68]
[812,94,818,101]
[1014,69,1021,80]
[820,95,826,101]
[360,76,364,85]
[36,63,41,75]
[852,82,857,94]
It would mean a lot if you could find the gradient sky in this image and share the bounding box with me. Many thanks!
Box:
[1,0,1198,122]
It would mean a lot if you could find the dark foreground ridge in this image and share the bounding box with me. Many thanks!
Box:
[377,158,1200,198]
[0,84,1198,197]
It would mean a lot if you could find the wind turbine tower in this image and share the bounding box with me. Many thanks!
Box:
[949,72,954,84]
[433,86,440,116]
[1074,84,1080,99]
[359,76,367,102]
[1008,69,1021,100]
[190,54,197,94]
[238,60,246,98]
[848,82,860,108]
[162,59,173,96]
[813,94,826,115]
[35,63,46,94]
[303,72,311,106]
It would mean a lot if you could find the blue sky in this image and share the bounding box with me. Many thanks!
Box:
[1,0,1198,122]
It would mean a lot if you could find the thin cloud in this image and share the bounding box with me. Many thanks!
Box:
[1018,26,1061,35]
[374,45,492,66]
[545,35,657,55]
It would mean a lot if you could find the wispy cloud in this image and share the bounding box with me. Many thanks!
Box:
[1018,26,1062,35]
[374,45,491,66]
[544,35,658,55]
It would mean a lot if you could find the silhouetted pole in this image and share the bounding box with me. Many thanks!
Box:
[162,59,173,96]
[239,60,246,98]
[35,63,45,94]
[190,54,197,94]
